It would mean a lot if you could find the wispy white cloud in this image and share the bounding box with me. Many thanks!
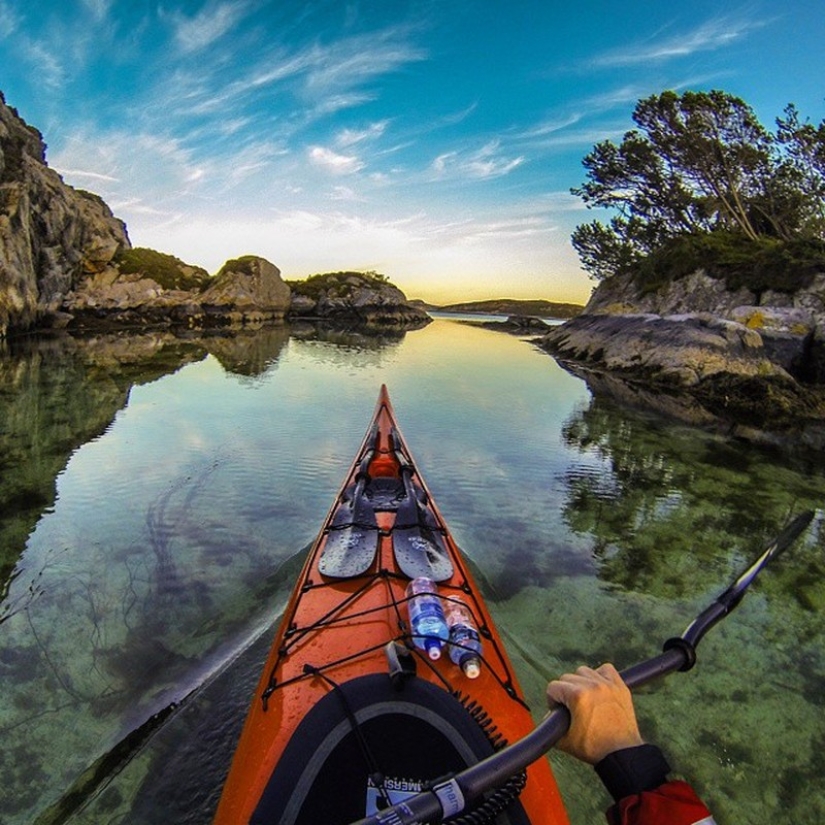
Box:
[21,39,65,88]
[0,0,21,39]
[303,28,427,97]
[170,0,251,53]
[335,120,389,147]
[308,145,365,175]
[82,0,113,22]
[516,112,583,140]
[591,14,767,67]
[54,168,121,183]
[431,141,524,181]
[157,24,424,130]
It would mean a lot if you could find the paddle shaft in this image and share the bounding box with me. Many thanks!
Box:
[350,511,814,825]
[350,646,689,825]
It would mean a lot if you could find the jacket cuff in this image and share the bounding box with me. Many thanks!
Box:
[595,744,671,801]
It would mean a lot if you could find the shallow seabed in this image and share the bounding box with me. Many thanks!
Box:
[1,319,823,825]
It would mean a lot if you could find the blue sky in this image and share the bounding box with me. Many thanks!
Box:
[1,1,823,304]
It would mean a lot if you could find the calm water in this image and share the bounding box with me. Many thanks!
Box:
[1,319,824,825]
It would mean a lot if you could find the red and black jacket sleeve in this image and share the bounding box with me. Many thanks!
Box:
[595,745,716,825]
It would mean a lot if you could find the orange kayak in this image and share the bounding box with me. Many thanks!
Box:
[213,385,569,825]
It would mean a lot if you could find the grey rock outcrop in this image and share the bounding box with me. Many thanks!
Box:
[288,271,430,327]
[541,265,825,436]
[543,312,788,387]
[543,268,825,387]
[0,93,129,336]
[0,95,425,334]
[201,256,290,324]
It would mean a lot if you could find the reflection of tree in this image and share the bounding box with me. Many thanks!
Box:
[561,394,825,598]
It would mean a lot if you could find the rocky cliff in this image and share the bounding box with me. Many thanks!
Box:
[0,95,427,334]
[0,92,129,335]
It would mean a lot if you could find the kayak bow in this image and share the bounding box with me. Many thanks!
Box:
[213,385,568,825]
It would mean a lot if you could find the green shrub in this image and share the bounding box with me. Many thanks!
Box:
[219,256,258,278]
[287,271,391,300]
[635,232,825,296]
[115,248,211,291]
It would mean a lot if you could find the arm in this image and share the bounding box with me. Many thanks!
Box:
[547,664,716,825]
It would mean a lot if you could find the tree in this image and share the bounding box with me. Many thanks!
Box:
[775,104,825,238]
[571,91,825,280]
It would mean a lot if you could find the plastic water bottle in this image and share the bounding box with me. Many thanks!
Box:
[445,599,482,679]
[406,577,449,660]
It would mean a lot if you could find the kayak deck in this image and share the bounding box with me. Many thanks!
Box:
[213,386,568,824]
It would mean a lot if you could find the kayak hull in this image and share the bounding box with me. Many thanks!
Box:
[214,386,569,825]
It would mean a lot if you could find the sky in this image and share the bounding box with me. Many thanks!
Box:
[0,1,823,305]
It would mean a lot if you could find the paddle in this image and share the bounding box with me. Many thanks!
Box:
[349,509,816,825]
[391,467,454,582]
[318,431,381,579]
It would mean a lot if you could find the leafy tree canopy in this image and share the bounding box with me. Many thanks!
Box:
[571,90,825,283]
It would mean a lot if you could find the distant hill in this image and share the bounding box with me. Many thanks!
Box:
[413,298,583,319]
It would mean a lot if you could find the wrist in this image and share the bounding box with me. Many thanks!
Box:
[595,744,671,801]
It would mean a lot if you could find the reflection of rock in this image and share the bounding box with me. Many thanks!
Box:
[558,384,825,599]
[560,360,825,451]
[204,325,290,377]
[0,330,270,596]
[0,337,128,596]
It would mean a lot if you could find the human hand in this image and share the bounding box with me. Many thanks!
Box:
[546,663,644,764]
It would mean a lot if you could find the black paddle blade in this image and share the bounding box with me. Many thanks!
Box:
[392,525,453,581]
[318,526,380,578]
[318,479,380,579]
[392,471,454,581]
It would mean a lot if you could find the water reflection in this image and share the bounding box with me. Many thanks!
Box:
[1,321,824,825]
[202,326,289,377]
[0,333,206,599]
[560,391,825,596]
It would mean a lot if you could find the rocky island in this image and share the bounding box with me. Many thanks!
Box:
[0,92,428,338]
[537,90,825,446]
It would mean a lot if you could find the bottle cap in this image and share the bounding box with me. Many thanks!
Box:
[425,640,442,660]
[463,659,481,679]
